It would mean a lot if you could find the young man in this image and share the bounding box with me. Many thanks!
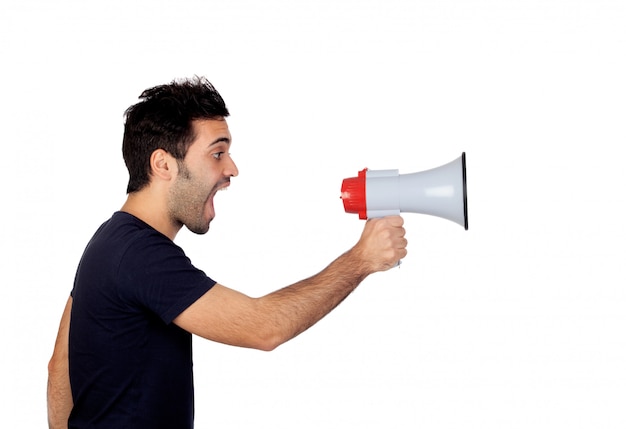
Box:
[47,76,407,428]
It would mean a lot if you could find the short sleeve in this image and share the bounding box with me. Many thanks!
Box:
[117,231,216,324]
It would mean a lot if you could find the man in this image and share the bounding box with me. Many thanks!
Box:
[47,76,407,428]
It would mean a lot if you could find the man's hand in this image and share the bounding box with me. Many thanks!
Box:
[352,215,408,273]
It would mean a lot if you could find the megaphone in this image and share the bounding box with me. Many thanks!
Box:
[340,152,468,229]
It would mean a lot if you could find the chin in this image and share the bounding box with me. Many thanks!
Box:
[186,219,211,235]
[187,226,210,235]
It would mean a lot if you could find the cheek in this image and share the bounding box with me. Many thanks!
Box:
[203,170,221,187]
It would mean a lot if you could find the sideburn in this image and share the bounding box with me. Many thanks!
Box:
[176,159,193,180]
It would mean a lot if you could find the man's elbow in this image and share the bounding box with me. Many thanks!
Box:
[48,356,60,377]
[254,335,283,352]
[48,349,67,375]
[250,324,301,352]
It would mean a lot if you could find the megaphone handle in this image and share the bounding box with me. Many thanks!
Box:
[368,214,403,268]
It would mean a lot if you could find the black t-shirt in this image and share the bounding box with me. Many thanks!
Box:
[68,211,216,428]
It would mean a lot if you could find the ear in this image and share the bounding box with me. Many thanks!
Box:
[149,149,177,182]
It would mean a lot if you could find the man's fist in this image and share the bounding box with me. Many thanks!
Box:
[353,215,408,273]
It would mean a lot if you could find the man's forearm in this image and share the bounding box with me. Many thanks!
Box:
[255,217,405,349]
[48,297,73,428]
[47,359,73,428]
[257,248,370,347]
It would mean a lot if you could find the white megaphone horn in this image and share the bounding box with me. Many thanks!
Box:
[340,152,468,230]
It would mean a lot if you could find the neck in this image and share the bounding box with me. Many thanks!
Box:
[120,189,181,241]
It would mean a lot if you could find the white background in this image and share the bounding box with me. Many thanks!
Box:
[1,0,625,427]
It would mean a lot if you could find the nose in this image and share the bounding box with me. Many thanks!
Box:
[226,154,239,178]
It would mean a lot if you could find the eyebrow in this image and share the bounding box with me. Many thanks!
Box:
[209,137,231,146]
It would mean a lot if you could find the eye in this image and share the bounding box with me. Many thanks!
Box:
[212,152,225,160]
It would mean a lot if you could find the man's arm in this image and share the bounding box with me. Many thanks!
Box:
[174,216,407,351]
[47,296,73,429]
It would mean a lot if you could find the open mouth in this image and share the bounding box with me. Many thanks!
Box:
[216,179,231,192]
[206,179,231,218]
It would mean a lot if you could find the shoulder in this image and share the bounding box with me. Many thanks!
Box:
[100,211,181,255]
[80,212,186,280]
[109,213,188,271]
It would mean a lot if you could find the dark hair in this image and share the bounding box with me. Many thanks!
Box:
[122,76,229,193]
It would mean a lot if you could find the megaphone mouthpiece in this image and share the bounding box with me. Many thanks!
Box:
[340,168,368,219]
